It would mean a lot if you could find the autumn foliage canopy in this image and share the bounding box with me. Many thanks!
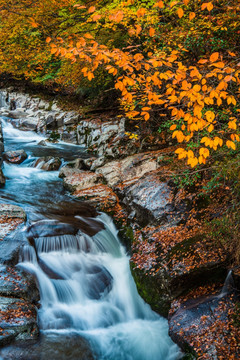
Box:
[0,0,239,167]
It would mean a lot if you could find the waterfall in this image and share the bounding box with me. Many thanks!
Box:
[19,213,181,360]
[0,92,8,108]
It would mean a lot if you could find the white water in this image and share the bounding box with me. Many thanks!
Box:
[19,214,180,360]
[0,114,181,359]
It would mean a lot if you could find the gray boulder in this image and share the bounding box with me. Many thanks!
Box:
[3,150,27,164]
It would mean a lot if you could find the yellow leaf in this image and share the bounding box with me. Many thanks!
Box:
[210,52,219,62]
[205,110,215,122]
[87,72,94,81]
[187,150,194,158]
[193,84,201,92]
[179,152,187,159]
[208,124,214,132]
[226,140,236,150]
[228,120,237,130]
[177,8,184,18]
[170,124,177,131]
[199,147,210,158]
[207,2,213,11]
[175,148,185,154]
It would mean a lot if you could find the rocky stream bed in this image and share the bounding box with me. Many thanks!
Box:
[0,89,239,359]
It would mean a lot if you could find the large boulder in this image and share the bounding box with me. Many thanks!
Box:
[131,225,228,317]
[96,151,160,186]
[77,117,137,159]
[0,333,95,360]
[74,184,119,212]
[59,167,104,192]
[169,292,239,359]
[0,297,38,346]
[19,117,38,131]
[7,110,27,119]
[116,170,189,227]
[3,150,27,165]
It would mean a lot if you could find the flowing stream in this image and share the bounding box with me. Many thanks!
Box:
[0,109,181,359]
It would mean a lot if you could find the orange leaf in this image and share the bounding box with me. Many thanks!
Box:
[210,52,219,62]
[137,8,146,17]
[92,14,101,21]
[177,8,184,18]
[46,37,51,43]
[212,61,225,68]
[198,59,208,64]
[88,6,95,13]
[154,1,164,8]
[207,2,213,11]
[149,27,155,37]
[189,12,195,21]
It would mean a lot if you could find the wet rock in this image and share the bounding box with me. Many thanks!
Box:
[46,113,57,130]
[116,171,188,227]
[77,117,137,159]
[0,204,26,246]
[0,141,4,154]
[7,110,26,119]
[59,167,104,192]
[0,333,95,360]
[0,266,38,302]
[169,293,239,358]
[131,228,228,317]
[27,220,79,242]
[60,130,77,144]
[0,204,26,220]
[19,117,38,131]
[32,157,62,171]
[0,169,5,187]
[3,150,27,165]
[63,112,80,126]
[65,158,88,170]
[85,264,113,299]
[0,297,38,346]
[37,140,47,146]
[96,151,160,187]
[74,184,118,212]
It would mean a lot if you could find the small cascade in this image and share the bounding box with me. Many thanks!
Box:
[18,213,181,359]
[0,92,8,108]
[219,270,234,298]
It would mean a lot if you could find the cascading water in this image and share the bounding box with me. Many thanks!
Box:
[0,112,182,359]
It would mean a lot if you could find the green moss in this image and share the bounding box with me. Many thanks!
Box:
[130,264,171,317]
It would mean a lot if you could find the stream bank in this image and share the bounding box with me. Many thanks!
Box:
[0,89,239,359]
[0,92,181,359]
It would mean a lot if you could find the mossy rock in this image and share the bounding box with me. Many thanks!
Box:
[130,264,171,317]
